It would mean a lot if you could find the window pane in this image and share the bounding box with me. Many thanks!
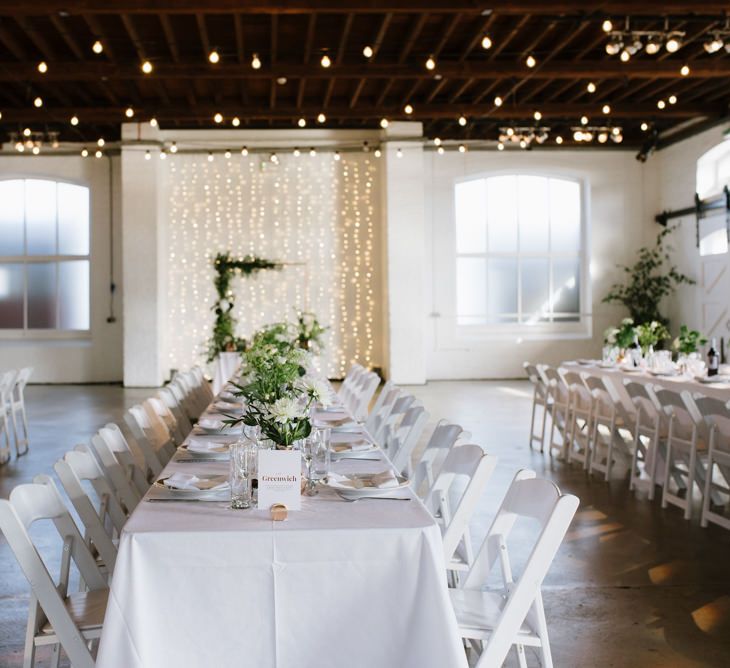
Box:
[487,176,518,252]
[521,258,550,322]
[699,214,729,257]
[456,257,486,324]
[0,263,24,328]
[26,180,57,255]
[0,180,25,256]
[58,183,90,255]
[518,176,549,252]
[455,179,486,253]
[59,260,90,330]
[27,262,56,328]
[553,257,580,314]
[487,258,517,316]
[549,178,581,253]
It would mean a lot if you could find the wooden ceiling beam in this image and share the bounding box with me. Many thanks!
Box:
[296,14,316,109]
[0,22,27,59]
[159,15,179,62]
[0,1,725,15]
[350,11,391,110]
[323,13,354,108]
[8,102,713,122]
[83,14,115,61]
[120,14,147,60]
[49,15,84,59]
[194,13,210,59]
[398,13,428,64]
[458,13,496,62]
[10,60,730,81]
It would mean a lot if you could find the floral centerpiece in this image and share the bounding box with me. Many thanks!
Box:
[295,311,328,352]
[672,325,707,356]
[603,317,637,350]
[635,320,669,353]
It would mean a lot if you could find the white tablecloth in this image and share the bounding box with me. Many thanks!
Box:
[97,444,466,667]
[212,352,241,394]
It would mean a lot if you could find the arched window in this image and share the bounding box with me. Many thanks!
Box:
[454,174,584,328]
[0,178,90,332]
[696,141,730,256]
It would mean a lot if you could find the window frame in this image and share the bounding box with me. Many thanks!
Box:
[452,169,591,340]
[0,176,92,339]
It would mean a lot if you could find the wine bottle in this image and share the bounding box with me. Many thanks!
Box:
[629,335,641,367]
[708,337,720,377]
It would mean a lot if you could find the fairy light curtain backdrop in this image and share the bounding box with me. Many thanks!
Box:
[164,150,382,378]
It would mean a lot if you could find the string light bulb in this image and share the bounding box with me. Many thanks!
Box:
[125,106,134,118]
[232,117,240,127]
[145,150,151,160]
[95,149,103,158]
[640,122,649,131]
[294,147,301,156]
[437,146,445,155]
[526,54,536,68]
[92,40,103,54]
[668,94,677,104]
[602,19,613,32]
[434,137,442,146]
[214,112,223,123]
[170,141,178,153]
[620,49,630,62]
[657,99,666,109]
[81,147,89,157]
[70,115,79,126]
[363,45,373,58]
[533,110,542,121]
[141,60,153,74]
[587,82,597,93]
[223,149,230,159]
[334,150,341,161]
[602,104,611,114]
[425,55,436,70]
[374,148,381,158]
[320,53,331,68]
[404,104,413,115]
[97,138,105,147]
[241,146,248,156]
[159,150,167,160]
[23,127,31,137]
[208,50,220,64]
[380,118,389,128]
[207,151,214,162]
[298,118,307,127]
[598,132,608,143]
[33,97,42,107]
[32,146,40,155]
[581,115,589,125]
[251,53,262,69]
[37,61,47,73]
[458,144,466,153]
[481,35,492,49]
[458,115,467,126]
[497,142,505,151]
[680,64,690,76]
[363,141,370,152]
[555,135,563,144]
[317,113,326,123]
[309,147,316,156]
[150,117,158,128]
[494,95,503,107]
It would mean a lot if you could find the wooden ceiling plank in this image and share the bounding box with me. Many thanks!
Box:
[159,14,180,62]
[120,14,147,60]
[398,13,428,64]
[458,13,497,62]
[195,13,210,59]
[14,16,56,59]
[49,15,84,59]
[234,14,244,63]
[83,14,115,61]
[349,77,366,108]
[0,23,27,59]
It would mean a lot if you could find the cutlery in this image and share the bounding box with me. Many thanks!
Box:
[146,498,203,503]
[339,495,411,502]
[335,456,381,461]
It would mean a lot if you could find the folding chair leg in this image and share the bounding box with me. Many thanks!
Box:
[514,643,528,668]
[529,399,537,450]
[50,643,61,668]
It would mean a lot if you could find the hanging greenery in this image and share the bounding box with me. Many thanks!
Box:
[602,226,695,325]
[206,252,282,362]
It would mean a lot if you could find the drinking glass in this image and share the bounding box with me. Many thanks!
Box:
[230,437,254,509]
[312,427,331,482]
[301,436,317,496]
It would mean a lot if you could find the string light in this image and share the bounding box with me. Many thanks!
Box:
[33,97,42,107]
[533,110,542,121]
[362,45,373,58]
[232,117,240,127]
[309,147,316,156]
[497,142,505,151]
[97,138,105,147]
[251,53,262,69]
[320,54,331,68]
[170,142,178,153]
[374,148,381,158]
[433,137,441,146]
[317,113,326,123]
[214,112,223,123]
[71,115,80,126]
[425,55,436,70]
[555,136,563,144]
[208,50,220,64]
[657,99,666,109]
[458,144,466,153]
[396,148,403,158]
[620,49,631,62]
[224,149,231,159]
[598,132,608,143]
[437,146,445,155]
[37,61,47,73]
[481,35,492,49]
[207,151,214,162]
[668,94,677,104]
[95,149,103,158]
[587,82,597,93]
[458,115,467,126]
[150,117,158,127]
[380,118,389,128]
[334,151,341,161]
[141,60,153,74]
[241,146,248,156]
[81,148,89,157]
[665,33,682,52]
[125,106,134,118]
[293,147,301,157]
[602,104,611,114]
[32,146,40,155]
[581,115,589,125]
[526,54,536,68]
[602,19,613,32]
[145,150,151,160]
[641,122,649,131]
[680,64,690,76]
[362,141,370,152]
[494,95,503,107]
[23,127,31,137]
[404,104,413,114]
[92,40,103,54]
[160,150,167,160]
[298,118,307,127]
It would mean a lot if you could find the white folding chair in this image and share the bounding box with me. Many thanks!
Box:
[388,405,430,476]
[91,424,148,507]
[538,366,570,459]
[0,481,108,668]
[366,379,395,423]
[373,393,416,447]
[53,449,126,573]
[450,470,579,668]
[695,396,730,530]
[145,396,185,445]
[191,365,214,404]
[169,377,200,423]
[365,385,402,442]
[350,371,380,423]
[10,366,32,455]
[524,362,551,452]
[654,387,706,520]
[0,369,18,463]
[559,369,594,469]
[158,386,193,435]
[413,421,466,497]
[124,407,167,477]
[425,444,498,579]
[337,363,365,401]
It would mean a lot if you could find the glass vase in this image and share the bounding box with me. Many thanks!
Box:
[229,433,256,509]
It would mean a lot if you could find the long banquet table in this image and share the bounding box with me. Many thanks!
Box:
[96,390,467,668]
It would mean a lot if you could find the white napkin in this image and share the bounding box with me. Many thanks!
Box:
[163,472,228,491]
[370,470,399,489]
[328,470,399,490]
[186,438,228,453]
[332,439,371,453]
[313,410,350,422]
[215,400,242,412]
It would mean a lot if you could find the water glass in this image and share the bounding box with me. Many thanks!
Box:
[230,438,254,509]
[312,427,331,481]
[301,436,317,496]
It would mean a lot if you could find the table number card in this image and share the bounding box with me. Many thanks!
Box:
[258,449,302,511]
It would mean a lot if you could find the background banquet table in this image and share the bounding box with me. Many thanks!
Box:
[96,441,466,667]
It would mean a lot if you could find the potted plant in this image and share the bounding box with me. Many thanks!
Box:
[673,325,708,357]
[635,321,670,353]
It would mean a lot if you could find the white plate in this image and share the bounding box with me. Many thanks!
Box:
[620,366,643,373]
[327,473,409,498]
[195,423,242,435]
[697,375,730,384]
[648,369,679,377]
[576,359,596,366]
[180,443,230,459]
[153,474,229,495]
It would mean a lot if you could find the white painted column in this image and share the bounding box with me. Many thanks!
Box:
[120,123,166,386]
[381,122,427,384]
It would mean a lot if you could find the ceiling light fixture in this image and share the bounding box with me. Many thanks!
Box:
[141,60,153,74]
[251,53,262,69]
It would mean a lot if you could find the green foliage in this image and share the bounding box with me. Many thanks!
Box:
[604,317,637,349]
[673,325,708,355]
[635,320,670,351]
[206,252,282,362]
[295,311,328,351]
[602,226,695,325]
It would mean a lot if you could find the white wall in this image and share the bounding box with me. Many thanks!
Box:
[0,154,123,383]
[423,148,652,379]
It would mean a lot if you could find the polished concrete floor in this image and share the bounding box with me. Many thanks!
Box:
[1,381,730,667]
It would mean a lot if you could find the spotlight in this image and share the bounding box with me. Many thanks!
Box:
[645,36,662,55]
[605,41,622,56]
